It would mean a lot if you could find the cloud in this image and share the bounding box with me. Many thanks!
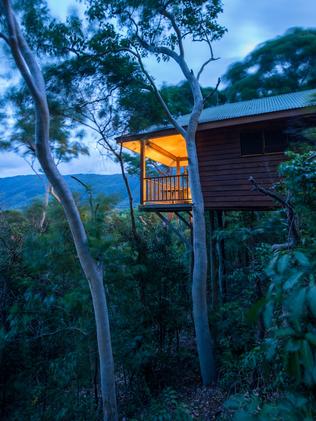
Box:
[0,152,33,177]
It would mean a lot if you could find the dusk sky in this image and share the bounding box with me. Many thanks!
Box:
[1,0,315,178]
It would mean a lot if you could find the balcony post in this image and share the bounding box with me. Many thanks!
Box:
[176,160,180,176]
[140,140,146,204]
[176,160,180,201]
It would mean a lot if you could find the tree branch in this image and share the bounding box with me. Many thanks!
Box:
[125,10,180,61]
[249,176,299,251]
[156,212,192,251]
[249,176,290,208]
[12,13,45,92]
[0,31,10,45]
[203,78,221,103]
[34,326,88,339]
[197,57,220,81]
[136,35,180,63]
[128,48,187,138]
[159,7,184,57]
[1,1,40,101]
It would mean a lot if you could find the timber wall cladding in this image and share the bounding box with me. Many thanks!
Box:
[196,121,286,210]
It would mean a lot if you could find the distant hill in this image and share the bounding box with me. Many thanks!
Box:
[0,174,139,210]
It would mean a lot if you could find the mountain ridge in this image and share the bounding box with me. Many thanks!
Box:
[0,173,139,210]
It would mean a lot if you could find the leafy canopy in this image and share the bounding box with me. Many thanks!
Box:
[224,28,316,101]
[87,0,226,56]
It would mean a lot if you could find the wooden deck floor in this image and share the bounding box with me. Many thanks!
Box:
[139,203,192,212]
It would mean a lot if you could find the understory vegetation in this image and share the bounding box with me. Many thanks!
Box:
[1,142,315,420]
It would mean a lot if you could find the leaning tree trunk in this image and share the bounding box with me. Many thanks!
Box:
[1,2,118,419]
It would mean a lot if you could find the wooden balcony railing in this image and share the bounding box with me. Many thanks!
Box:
[143,174,191,204]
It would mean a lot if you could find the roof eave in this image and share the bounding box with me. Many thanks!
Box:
[116,106,315,144]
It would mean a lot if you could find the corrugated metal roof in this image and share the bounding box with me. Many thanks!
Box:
[127,89,316,138]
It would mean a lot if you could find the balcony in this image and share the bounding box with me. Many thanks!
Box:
[140,174,192,211]
[119,134,192,211]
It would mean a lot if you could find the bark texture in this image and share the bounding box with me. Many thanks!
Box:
[1,2,118,419]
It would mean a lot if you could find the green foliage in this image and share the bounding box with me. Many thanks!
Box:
[279,150,316,233]
[134,388,192,421]
[87,0,226,50]
[257,143,316,388]
[224,28,316,101]
[83,0,226,134]
[0,202,99,420]
[263,250,316,385]
[104,214,193,414]
[0,196,193,419]
[1,133,315,421]
[0,84,88,163]
[119,81,226,132]
[224,392,316,421]
[208,131,316,421]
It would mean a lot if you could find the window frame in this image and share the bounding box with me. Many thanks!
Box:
[240,128,288,157]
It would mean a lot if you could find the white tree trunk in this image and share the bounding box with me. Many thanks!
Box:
[186,132,216,384]
[149,52,217,384]
[1,2,118,419]
[182,71,216,385]
[131,42,217,381]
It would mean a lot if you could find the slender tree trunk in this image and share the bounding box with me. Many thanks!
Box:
[209,210,216,308]
[118,154,138,241]
[1,4,118,419]
[216,210,226,301]
[216,239,224,302]
[37,105,118,421]
[39,182,50,231]
[135,35,217,385]
[186,131,216,385]
[36,96,117,421]
[99,140,138,242]
[89,271,117,420]
[182,69,216,385]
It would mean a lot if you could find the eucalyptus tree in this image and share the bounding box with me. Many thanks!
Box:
[0,2,118,419]
[86,0,226,385]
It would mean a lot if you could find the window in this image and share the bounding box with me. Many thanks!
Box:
[264,130,288,153]
[240,132,264,155]
[240,129,287,156]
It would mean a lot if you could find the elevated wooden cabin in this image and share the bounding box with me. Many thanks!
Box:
[118,89,316,212]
